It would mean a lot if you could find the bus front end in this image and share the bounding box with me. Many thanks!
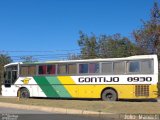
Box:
[1,63,19,97]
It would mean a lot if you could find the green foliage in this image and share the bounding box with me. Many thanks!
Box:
[78,32,139,59]
[98,34,138,58]
[133,1,160,60]
[78,31,98,59]
[0,54,12,94]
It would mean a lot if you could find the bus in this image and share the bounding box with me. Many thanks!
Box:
[1,55,158,101]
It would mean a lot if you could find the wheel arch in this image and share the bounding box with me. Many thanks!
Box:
[17,87,30,97]
[101,87,118,100]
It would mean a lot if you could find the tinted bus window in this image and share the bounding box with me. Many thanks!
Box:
[68,64,77,74]
[79,64,88,74]
[113,61,125,74]
[89,63,99,73]
[21,66,36,76]
[21,66,28,76]
[141,60,153,74]
[128,61,140,73]
[58,64,67,74]
[28,66,36,76]
[47,65,56,74]
[102,62,113,74]
[38,65,47,75]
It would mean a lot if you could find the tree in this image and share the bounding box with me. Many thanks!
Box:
[77,32,139,59]
[0,54,12,94]
[78,31,98,59]
[98,34,138,58]
[132,1,160,95]
[133,1,160,59]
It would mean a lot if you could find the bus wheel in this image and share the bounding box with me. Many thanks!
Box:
[101,89,117,101]
[19,88,30,98]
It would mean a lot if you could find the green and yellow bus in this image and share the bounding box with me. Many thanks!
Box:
[2,55,158,101]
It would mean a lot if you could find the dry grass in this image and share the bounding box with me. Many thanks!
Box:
[0,98,160,114]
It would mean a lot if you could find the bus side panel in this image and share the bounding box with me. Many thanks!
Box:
[106,85,134,99]
[13,76,158,99]
[15,77,47,98]
[149,84,158,98]
[1,85,18,97]
[63,85,107,98]
[32,76,107,98]
[113,84,158,99]
[33,76,158,99]
[58,76,107,98]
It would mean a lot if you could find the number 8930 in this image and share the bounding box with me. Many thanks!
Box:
[127,77,152,82]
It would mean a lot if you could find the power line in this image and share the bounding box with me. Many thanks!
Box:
[0,49,80,53]
[0,49,81,61]
[11,54,80,58]
[10,53,81,61]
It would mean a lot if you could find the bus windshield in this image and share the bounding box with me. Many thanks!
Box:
[4,65,18,87]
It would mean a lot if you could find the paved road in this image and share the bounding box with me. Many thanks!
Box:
[0,107,117,120]
[0,107,50,114]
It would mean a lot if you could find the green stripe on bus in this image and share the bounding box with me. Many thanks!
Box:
[33,76,59,97]
[46,76,71,98]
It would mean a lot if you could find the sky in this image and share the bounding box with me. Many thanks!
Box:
[0,0,155,61]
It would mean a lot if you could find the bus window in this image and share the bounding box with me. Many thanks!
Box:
[68,64,77,74]
[4,71,11,87]
[128,61,140,73]
[47,65,56,74]
[58,64,67,74]
[21,66,28,76]
[102,62,113,74]
[28,66,36,76]
[12,71,17,83]
[4,65,18,87]
[21,66,36,76]
[113,61,125,74]
[6,71,11,80]
[38,65,47,75]
[141,60,153,74]
[89,63,99,73]
[6,66,17,71]
[79,64,88,74]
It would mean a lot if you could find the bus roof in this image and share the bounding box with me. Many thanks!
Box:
[4,54,158,66]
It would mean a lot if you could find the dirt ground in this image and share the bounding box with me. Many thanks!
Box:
[0,98,159,114]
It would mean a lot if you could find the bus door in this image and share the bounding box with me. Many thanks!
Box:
[4,65,18,87]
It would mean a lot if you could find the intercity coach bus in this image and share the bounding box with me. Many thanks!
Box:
[1,55,158,101]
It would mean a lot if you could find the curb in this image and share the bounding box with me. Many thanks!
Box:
[0,102,112,115]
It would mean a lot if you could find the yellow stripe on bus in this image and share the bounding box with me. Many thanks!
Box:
[57,76,78,97]
[57,76,107,98]
[57,76,75,84]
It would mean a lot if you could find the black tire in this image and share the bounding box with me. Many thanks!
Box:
[19,88,30,98]
[101,89,117,101]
